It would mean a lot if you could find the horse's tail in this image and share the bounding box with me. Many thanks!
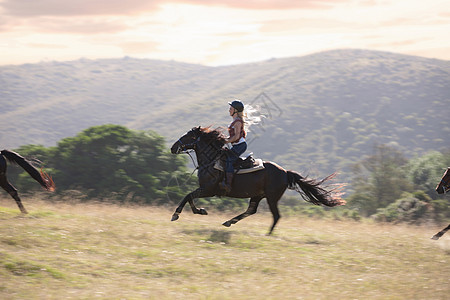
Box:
[0,150,55,191]
[287,170,346,207]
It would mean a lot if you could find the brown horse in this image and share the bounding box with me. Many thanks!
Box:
[0,150,55,214]
[432,167,450,240]
[170,126,345,235]
[435,167,450,195]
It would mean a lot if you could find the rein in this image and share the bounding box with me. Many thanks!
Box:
[186,151,198,171]
[176,138,199,172]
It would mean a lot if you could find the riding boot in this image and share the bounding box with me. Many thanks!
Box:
[220,172,234,194]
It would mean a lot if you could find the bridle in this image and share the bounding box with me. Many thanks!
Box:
[175,131,201,171]
[174,129,224,173]
[175,132,200,154]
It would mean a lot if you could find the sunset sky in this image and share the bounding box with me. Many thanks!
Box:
[1,0,449,66]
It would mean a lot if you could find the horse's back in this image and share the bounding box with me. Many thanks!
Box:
[262,161,289,187]
[263,161,286,172]
[222,161,289,198]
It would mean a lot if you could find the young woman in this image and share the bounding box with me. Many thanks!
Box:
[219,100,248,193]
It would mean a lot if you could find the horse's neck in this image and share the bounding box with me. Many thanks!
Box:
[195,144,222,167]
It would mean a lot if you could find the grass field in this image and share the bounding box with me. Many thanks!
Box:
[0,195,449,300]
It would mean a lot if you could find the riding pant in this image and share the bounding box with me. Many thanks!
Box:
[225,141,247,173]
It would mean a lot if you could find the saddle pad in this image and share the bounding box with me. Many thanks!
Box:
[214,159,264,174]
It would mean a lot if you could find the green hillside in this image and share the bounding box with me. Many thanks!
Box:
[1,49,449,176]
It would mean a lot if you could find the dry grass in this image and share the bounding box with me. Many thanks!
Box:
[0,195,449,300]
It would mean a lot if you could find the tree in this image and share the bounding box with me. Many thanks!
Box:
[407,151,450,199]
[11,125,194,204]
[347,144,412,216]
[51,124,134,194]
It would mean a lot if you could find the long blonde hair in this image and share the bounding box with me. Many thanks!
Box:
[235,110,245,120]
[241,103,265,132]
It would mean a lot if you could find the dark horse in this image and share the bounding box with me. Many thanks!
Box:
[0,149,55,214]
[432,167,450,240]
[170,126,345,235]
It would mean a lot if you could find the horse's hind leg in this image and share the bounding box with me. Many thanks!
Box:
[265,189,287,235]
[223,195,263,227]
[11,190,28,214]
[0,172,28,214]
[267,199,281,235]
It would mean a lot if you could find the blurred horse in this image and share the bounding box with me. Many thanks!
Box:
[432,167,450,240]
[170,126,345,235]
[0,150,55,214]
[435,167,450,195]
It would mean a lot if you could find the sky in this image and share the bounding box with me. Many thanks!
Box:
[0,0,449,66]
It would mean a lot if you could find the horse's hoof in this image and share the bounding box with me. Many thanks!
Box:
[171,214,179,221]
[199,208,208,215]
[222,221,231,227]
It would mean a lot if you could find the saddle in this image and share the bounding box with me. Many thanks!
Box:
[214,153,264,174]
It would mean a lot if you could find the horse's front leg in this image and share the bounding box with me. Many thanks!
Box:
[187,195,208,216]
[171,188,208,221]
[431,224,450,240]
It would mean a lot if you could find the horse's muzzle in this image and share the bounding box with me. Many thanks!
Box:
[170,142,181,154]
[436,185,448,194]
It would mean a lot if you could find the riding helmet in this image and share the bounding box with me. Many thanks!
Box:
[228,100,244,112]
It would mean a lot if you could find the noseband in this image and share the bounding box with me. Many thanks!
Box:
[176,135,200,154]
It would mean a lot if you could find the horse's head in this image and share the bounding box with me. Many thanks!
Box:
[171,126,226,155]
[436,167,450,194]
[171,126,202,154]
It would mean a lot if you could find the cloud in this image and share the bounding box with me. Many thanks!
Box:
[176,0,348,10]
[0,0,160,17]
[438,12,450,18]
[0,14,130,35]
[369,39,422,47]
[119,41,160,54]
[1,0,449,65]
[0,0,348,18]
[259,18,357,34]
[28,17,130,34]
[0,17,9,32]
[27,43,68,49]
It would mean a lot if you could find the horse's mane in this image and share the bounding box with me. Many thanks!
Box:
[198,126,226,145]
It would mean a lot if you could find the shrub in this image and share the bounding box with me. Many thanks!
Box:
[373,192,431,224]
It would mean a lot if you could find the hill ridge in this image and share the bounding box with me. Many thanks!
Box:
[1,49,449,175]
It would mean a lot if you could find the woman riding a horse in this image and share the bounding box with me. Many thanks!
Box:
[220,100,248,193]
[171,110,346,234]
